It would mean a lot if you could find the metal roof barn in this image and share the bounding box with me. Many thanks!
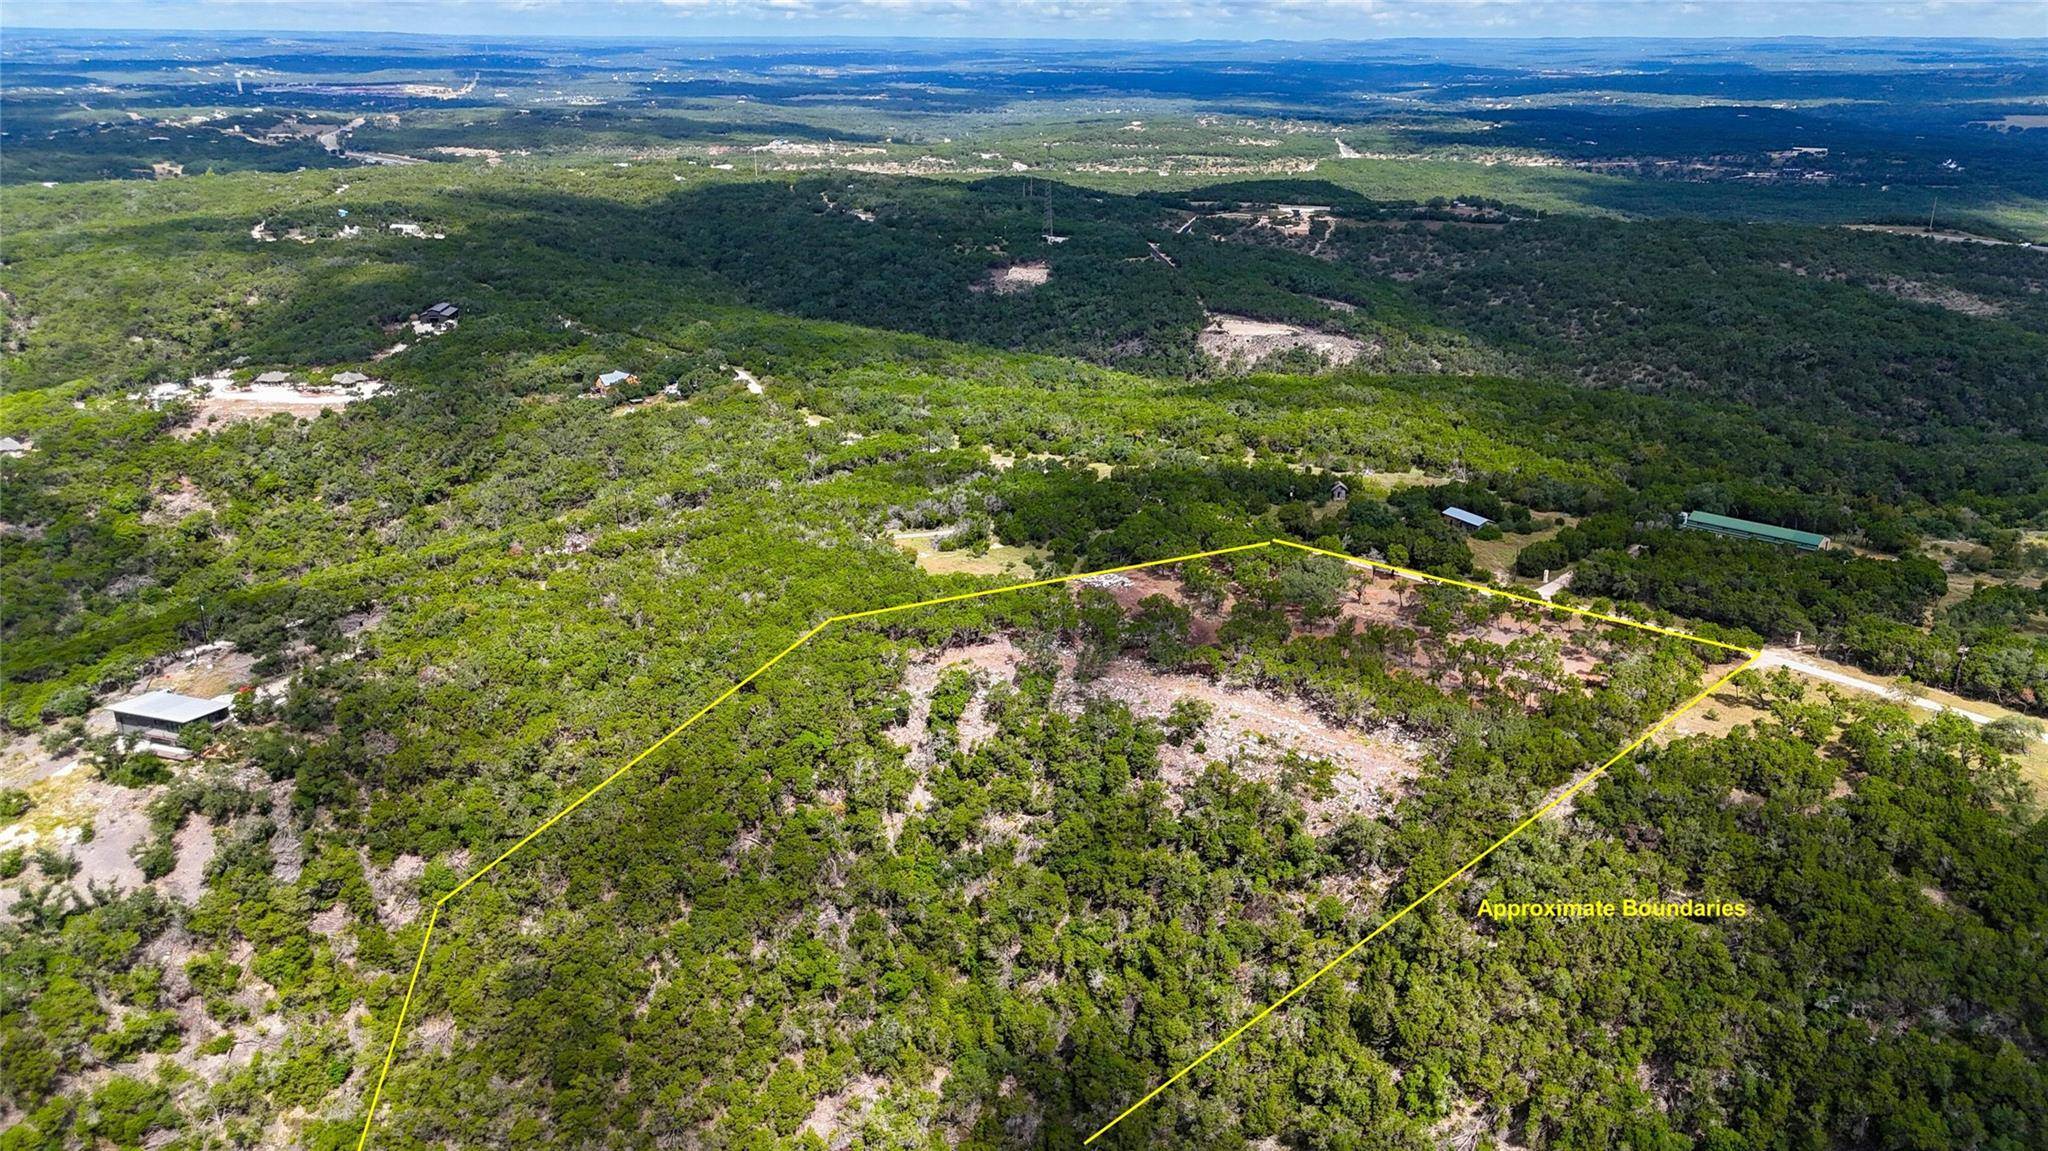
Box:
[1680,511,1829,551]
[109,690,231,738]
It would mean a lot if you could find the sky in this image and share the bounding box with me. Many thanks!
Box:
[5,0,2045,41]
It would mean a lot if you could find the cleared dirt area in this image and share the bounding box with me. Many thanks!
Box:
[134,641,258,699]
[1313,570,1606,689]
[1198,312,1369,369]
[974,261,1050,295]
[1081,567,1228,644]
[887,638,1031,767]
[0,750,238,913]
[800,1066,949,1147]
[142,475,218,527]
[981,446,1112,477]
[887,627,1428,834]
[1339,469,1453,495]
[168,372,385,437]
[159,815,218,903]
[0,756,146,903]
[883,638,1035,846]
[1086,563,1610,700]
[1868,275,2005,317]
[1071,658,1424,830]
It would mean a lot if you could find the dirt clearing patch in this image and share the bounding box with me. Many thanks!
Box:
[170,373,385,437]
[888,626,1427,834]
[975,262,1050,295]
[142,476,218,527]
[1868,275,2005,317]
[888,637,1032,766]
[1073,658,1424,831]
[127,641,258,700]
[1199,312,1368,369]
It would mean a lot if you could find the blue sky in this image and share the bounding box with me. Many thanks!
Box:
[6,1,2044,40]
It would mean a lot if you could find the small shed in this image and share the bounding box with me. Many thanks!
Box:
[1442,506,1492,531]
[1330,479,1349,503]
[109,690,231,742]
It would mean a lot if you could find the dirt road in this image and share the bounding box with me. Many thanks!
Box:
[1756,648,2045,745]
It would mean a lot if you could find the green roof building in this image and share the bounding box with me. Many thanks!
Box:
[1680,511,1829,551]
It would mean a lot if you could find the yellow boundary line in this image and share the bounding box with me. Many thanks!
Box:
[1084,647,1760,1140]
[353,537,1757,1150]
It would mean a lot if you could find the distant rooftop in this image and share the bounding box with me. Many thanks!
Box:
[1442,506,1491,528]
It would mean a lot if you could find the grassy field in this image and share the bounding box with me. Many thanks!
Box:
[1468,517,1576,582]
[893,532,1047,579]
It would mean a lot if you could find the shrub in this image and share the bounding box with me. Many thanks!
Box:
[102,753,172,789]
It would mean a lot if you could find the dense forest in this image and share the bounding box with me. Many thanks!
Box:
[3,31,2046,1151]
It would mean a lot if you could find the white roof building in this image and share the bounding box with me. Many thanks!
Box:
[111,690,231,725]
[109,689,232,730]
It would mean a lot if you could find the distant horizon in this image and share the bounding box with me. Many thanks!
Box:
[9,27,2048,44]
[3,1,2043,43]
